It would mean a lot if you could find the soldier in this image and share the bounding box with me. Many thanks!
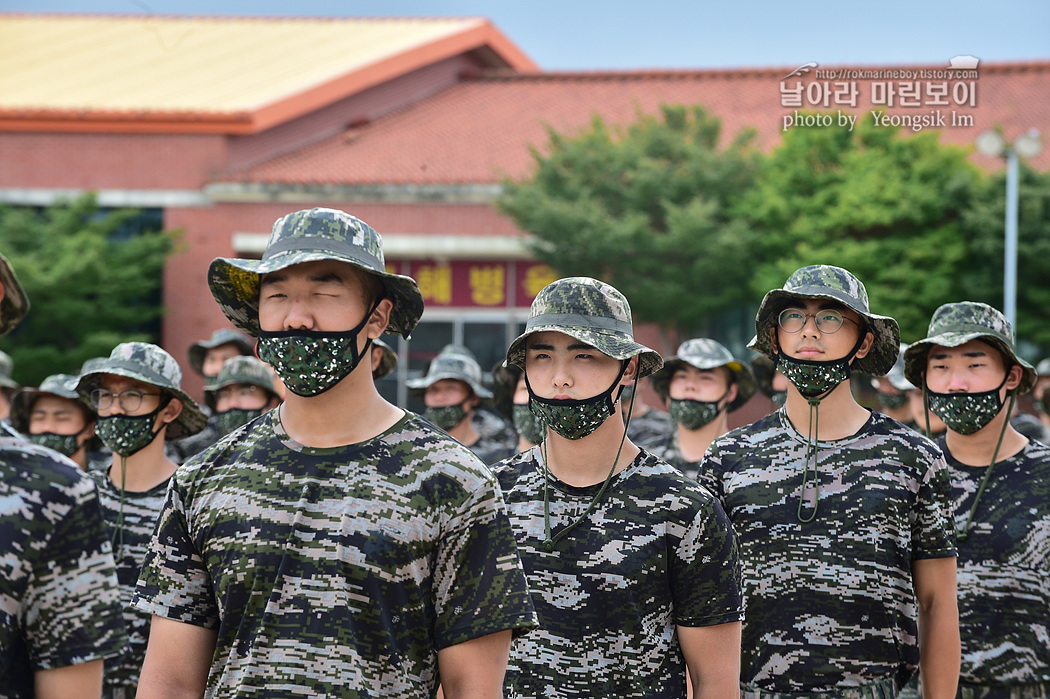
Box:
[646,338,756,484]
[701,265,959,698]
[1033,358,1050,429]
[132,208,536,697]
[872,343,917,429]
[370,337,398,380]
[77,342,208,699]
[10,372,99,471]
[408,344,516,465]
[0,349,18,429]
[491,362,545,452]
[204,355,282,437]
[0,251,126,698]
[621,381,674,446]
[493,276,744,698]
[904,302,1050,697]
[751,353,790,413]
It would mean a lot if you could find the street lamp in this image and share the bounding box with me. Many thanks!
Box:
[975,128,1042,327]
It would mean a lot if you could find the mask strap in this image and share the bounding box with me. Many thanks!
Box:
[956,391,1015,541]
[797,395,821,523]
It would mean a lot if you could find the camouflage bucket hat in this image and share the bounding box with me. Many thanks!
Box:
[748,265,900,376]
[9,373,86,433]
[0,252,30,337]
[1036,357,1050,376]
[76,341,208,440]
[0,350,18,390]
[879,343,915,391]
[407,344,492,398]
[903,302,1036,394]
[208,208,425,339]
[372,337,398,380]
[506,277,663,379]
[651,338,756,410]
[188,327,254,375]
[203,355,279,410]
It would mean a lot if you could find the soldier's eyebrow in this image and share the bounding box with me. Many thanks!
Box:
[527,341,596,352]
[929,349,989,360]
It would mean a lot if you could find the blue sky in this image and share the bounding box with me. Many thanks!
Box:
[4,0,1048,71]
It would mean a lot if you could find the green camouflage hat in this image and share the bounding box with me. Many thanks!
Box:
[372,337,398,380]
[407,344,492,399]
[650,338,756,410]
[506,277,663,379]
[208,208,424,339]
[203,355,279,410]
[0,252,29,337]
[76,341,208,440]
[903,301,1036,394]
[748,264,900,376]
[0,350,18,390]
[188,328,254,376]
[10,373,86,432]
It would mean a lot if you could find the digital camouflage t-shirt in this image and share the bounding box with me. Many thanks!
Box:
[644,432,702,482]
[133,410,537,697]
[90,468,170,696]
[494,447,743,698]
[1,439,126,698]
[702,410,956,693]
[940,437,1050,686]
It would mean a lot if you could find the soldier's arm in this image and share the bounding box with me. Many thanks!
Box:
[679,622,742,699]
[35,659,104,699]
[136,616,218,699]
[912,556,960,699]
[436,629,513,699]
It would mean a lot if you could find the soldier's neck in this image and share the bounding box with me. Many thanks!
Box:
[784,379,870,441]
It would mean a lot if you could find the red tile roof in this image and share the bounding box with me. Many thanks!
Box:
[223,60,1050,184]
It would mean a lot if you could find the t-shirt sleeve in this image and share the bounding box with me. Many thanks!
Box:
[132,478,219,629]
[911,450,957,560]
[431,465,537,649]
[672,491,745,627]
[25,475,127,669]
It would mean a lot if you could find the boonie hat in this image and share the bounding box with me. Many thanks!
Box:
[506,277,663,379]
[76,342,208,440]
[904,301,1036,394]
[203,355,279,410]
[651,338,756,410]
[188,328,253,376]
[748,264,900,376]
[10,374,88,431]
[208,208,424,339]
[372,338,398,380]
[407,344,492,399]
[1036,358,1050,376]
[872,343,915,392]
[0,252,29,337]
[0,350,18,390]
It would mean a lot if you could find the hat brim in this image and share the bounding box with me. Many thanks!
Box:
[650,357,756,410]
[0,253,30,337]
[904,333,1037,394]
[506,325,663,379]
[748,288,900,377]
[208,251,424,340]
[76,365,208,441]
[406,373,493,399]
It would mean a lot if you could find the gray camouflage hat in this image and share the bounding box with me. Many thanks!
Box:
[10,373,88,431]
[651,338,756,410]
[407,344,492,399]
[748,264,900,376]
[76,341,208,440]
[506,277,663,379]
[904,301,1036,394]
[188,328,254,376]
[203,355,280,410]
[875,342,915,392]
[0,252,29,337]
[372,337,398,380]
[208,208,424,339]
[0,350,18,390]
[1036,358,1050,376]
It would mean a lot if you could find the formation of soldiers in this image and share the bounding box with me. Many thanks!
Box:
[1,206,1048,699]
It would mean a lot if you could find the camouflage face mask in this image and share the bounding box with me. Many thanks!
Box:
[926,373,1009,436]
[29,432,81,457]
[771,390,788,408]
[257,299,378,398]
[513,403,545,444]
[423,404,468,431]
[775,332,866,400]
[216,408,265,436]
[669,395,726,430]
[95,401,169,457]
[525,362,628,441]
[877,391,909,411]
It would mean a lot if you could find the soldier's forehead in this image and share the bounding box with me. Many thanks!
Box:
[526,331,595,350]
[96,373,156,391]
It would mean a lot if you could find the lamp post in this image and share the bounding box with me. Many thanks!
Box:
[975,129,1042,327]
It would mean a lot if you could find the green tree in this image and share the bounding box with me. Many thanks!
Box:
[498,104,760,337]
[0,194,178,385]
[742,114,981,342]
[959,163,1050,353]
